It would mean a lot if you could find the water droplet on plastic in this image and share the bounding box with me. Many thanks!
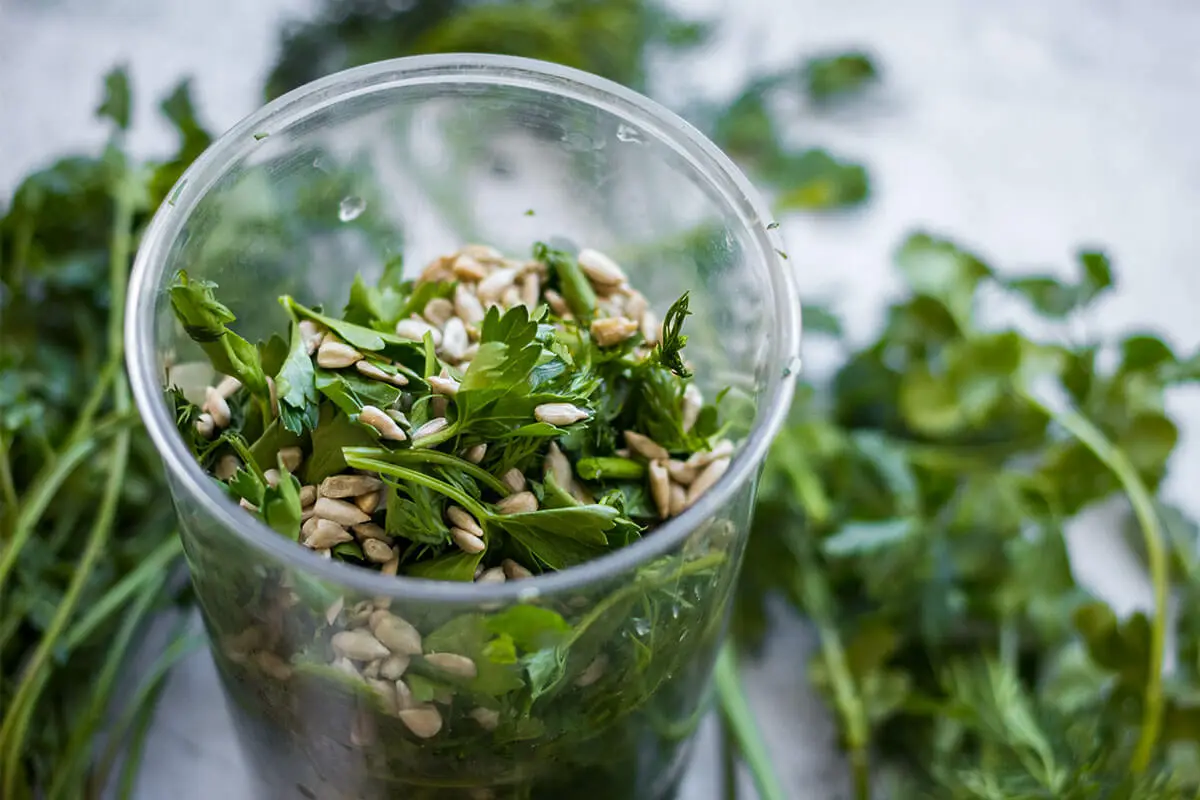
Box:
[312,155,330,173]
[616,124,644,144]
[631,618,652,638]
[338,196,366,222]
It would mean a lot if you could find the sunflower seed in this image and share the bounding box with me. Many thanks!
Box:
[238,497,257,513]
[681,383,703,432]
[519,273,540,308]
[346,600,375,628]
[545,442,572,488]
[575,654,608,687]
[501,468,527,492]
[350,708,377,747]
[421,297,454,327]
[317,340,363,368]
[299,484,318,508]
[266,376,279,417]
[451,527,486,554]
[204,386,232,428]
[356,359,409,386]
[477,267,518,303]
[534,403,589,426]
[379,654,410,681]
[686,439,735,469]
[428,374,460,396]
[304,518,352,549]
[543,289,571,317]
[437,317,469,362]
[452,253,488,281]
[332,630,391,662]
[331,656,358,677]
[362,538,395,563]
[253,651,294,681]
[394,678,416,711]
[590,316,639,347]
[399,705,443,739]
[354,489,383,514]
[372,613,423,655]
[395,317,443,347]
[453,284,486,325]
[424,652,478,680]
[214,454,240,481]
[263,469,281,488]
[476,567,506,584]
[462,243,504,263]
[299,320,325,354]
[669,483,687,517]
[496,491,538,515]
[463,443,488,464]
[624,291,648,323]
[352,522,389,542]
[470,706,500,731]
[314,496,370,526]
[625,430,669,461]
[420,254,454,283]
[366,678,397,713]
[325,596,345,625]
[498,286,520,309]
[685,457,731,508]
[461,343,479,362]
[215,375,242,398]
[577,248,627,288]
[666,459,697,485]
[648,460,670,520]
[502,559,533,580]
[447,506,483,537]
[359,405,407,441]
[413,417,449,444]
[320,474,383,498]
[640,310,661,345]
[362,659,382,679]
[278,446,303,473]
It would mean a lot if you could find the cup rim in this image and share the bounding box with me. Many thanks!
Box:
[126,53,800,605]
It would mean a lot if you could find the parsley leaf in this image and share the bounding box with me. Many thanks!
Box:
[274,320,320,434]
[169,271,269,397]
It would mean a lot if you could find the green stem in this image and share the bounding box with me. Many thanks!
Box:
[0,431,18,523]
[781,512,871,800]
[0,410,135,595]
[715,643,787,800]
[575,456,646,481]
[345,455,490,522]
[0,429,131,798]
[47,570,170,800]
[343,446,511,497]
[1018,388,1166,774]
[94,631,204,795]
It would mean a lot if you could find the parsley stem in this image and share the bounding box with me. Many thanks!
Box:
[344,455,490,522]
[1018,388,1166,775]
[0,431,18,521]
[715,642,786,800]
[0,410,136,594]
[343,446,511,497]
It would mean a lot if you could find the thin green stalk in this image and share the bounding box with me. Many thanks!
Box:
[0,427,131,798]
[114,677,169,800]
[0,430,18,520]
[0,411,135,592]
[343,446,512,497]
[46,570,170,800]
[1018,388,1166,774]
[93,631,205,794]
[722,722,740,800]
[715,643,787,800]
[345,455,490,521]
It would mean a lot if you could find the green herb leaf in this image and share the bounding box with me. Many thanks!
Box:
[651,292,692,378]
[274,321,320,434]
[169,271,268,397]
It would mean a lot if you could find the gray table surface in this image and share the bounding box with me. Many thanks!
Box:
[4,0,1200,797]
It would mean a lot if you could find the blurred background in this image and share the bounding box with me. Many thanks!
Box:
[3,0,1200,798]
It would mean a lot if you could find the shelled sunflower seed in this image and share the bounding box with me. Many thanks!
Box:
[174,240,739,742]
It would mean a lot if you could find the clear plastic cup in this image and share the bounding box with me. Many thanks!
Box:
[126,54,798,800]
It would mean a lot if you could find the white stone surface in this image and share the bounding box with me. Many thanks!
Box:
[4,0,1199,798]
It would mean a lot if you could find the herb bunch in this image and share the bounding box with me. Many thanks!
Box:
[0,69,209,800]
[740,233,1200,798]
